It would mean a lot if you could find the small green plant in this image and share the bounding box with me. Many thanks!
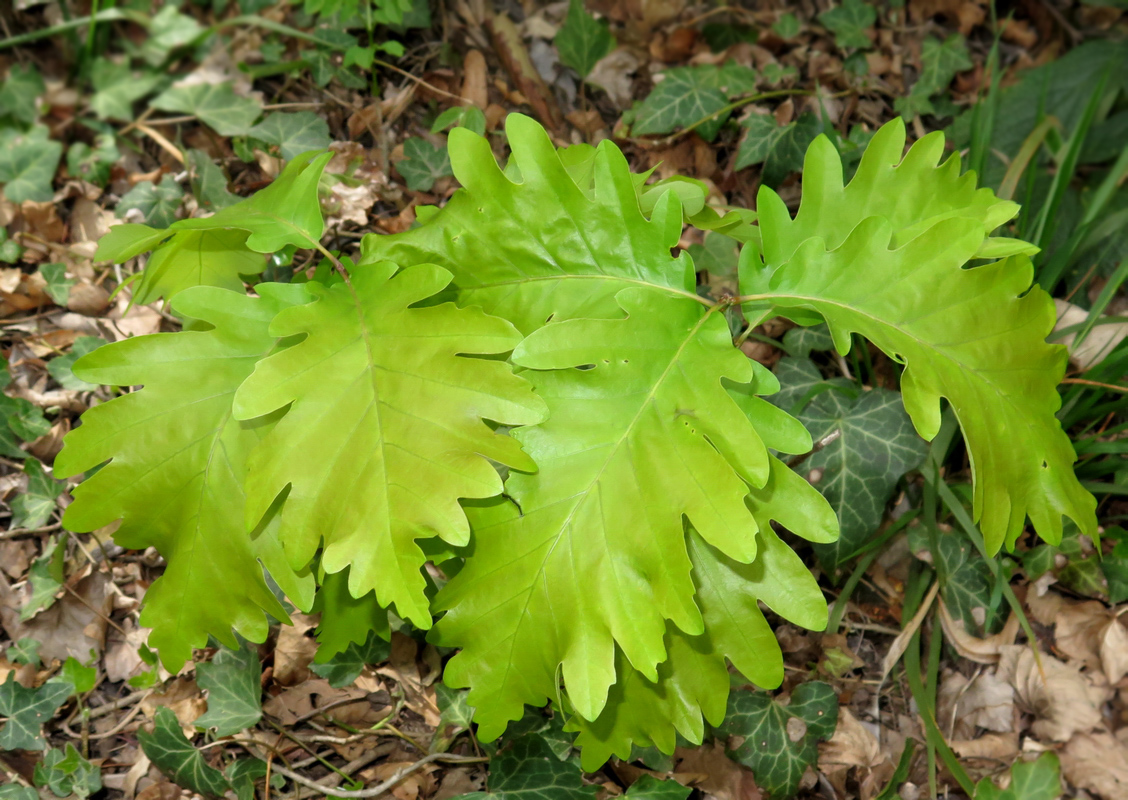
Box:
[60,114,1094,768]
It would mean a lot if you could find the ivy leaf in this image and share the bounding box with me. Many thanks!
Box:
[231,263,545,628]
[555,0,616,79]
[782,324,834,359]
[397,137,452,192]
[772,13,801,39]
[90,58,162,121]
[1102,526,1128,604]
[48,336,106,391]
[38,262,73,306]
[436,682,474,733]
[895,35,972,118]
[631,64,757,142]
[0,125,62,203]
[911,524,1006,636]
[0,64,45,125]
[771,357,928,571]
[194,641,263,736]
[33,744,102,798]
[310,629,390,688]
[140,706,231,798]
[226,759,284,800]
[974,751,1062,800]
[0,228,23,263]
[58,658,96,696]
[142,6,204,65]
[6,639,41,667]
[152,82,263,137]
[432,106,488,137]
[117,176,185,227]
[248,112,331,161]
[187,149,239,210]
[0,394,51,459]
[66,134,120,186]
[687,231,740,280]
[55,286,316,669]
[461,736,597,800]
[818,0,876,50]
[744,118,1096,553]
[0,672,72,751]
[21,537,65,620]
[624,776,691,800]
[10,459,64,531]
[720,683,838,799]
[0,785,37,800]
[735,113,822,186]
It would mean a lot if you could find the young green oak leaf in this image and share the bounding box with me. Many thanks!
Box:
[433,288,814,735]
[743,119,1094,552]
[140,706,231,799]
[719,683,838,798]
[566,457,837,769]
[194,641,263,736]
[0,672,72,751]
[96,151,332,305]
[362,114,699,335]
[231,263,546,629]
[460,735,597,800]
[55,285,316,668]
[556,0,616,79]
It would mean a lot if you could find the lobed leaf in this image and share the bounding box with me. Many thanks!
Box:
[232,263,546,628]
[55,286,316,668]
[744,119,1095,552]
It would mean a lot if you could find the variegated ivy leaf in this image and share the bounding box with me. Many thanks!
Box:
[719,683,838,799]
[140,706,230,799]
[909,523,1007,637]
[232,263,546,629]
[194,641,263,737]
[55,286,316,668]
[630,63,757,142]
[742,118,1094,554]
[555,0,616,79]
[771,357,928,572]
[0,673,72,751]
[974,751,1062,800]
[461,736,597,800]
[735,113,823,187]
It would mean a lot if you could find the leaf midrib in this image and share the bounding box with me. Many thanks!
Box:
[495,304,721,709]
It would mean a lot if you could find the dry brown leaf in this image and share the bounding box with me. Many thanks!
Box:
[938,668,1014,739]
[949,732,1019,762]
[273,613,318,686]
[674,741,762,800]
[141,677,207,729]
[103,618,150,683]
[1055,299,1128,370]
[997,645,1106,742]
[819,708,891,800]
[486,13,562,131]
[0,571,113,663]
[938,603,1020,663]
[585,48,639,110]
[1061,730,1128,800]
[461,49,489,108]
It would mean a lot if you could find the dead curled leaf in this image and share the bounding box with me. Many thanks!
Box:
[1061,730,1128,800]
[819,708,893,800]
[938,667,1014,738]
[1051,596,1128,685]
[938,602,1020,664]
[996,645,1106,742]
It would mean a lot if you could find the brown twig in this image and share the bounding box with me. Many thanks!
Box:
[268,753,488,799]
